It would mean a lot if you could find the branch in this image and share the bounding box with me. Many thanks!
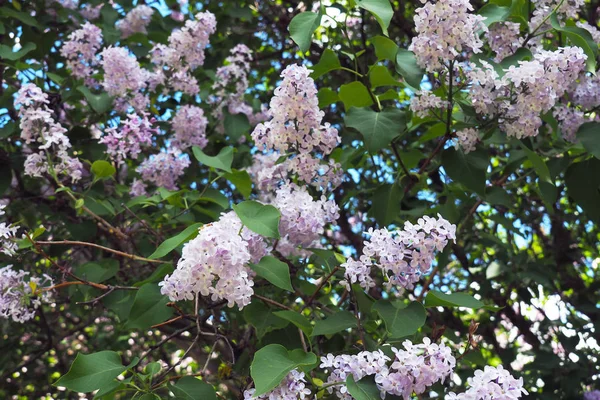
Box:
[35,240,169,264]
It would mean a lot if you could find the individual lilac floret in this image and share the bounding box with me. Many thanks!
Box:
[342,214,456,292]
[116,5,154,38]
[0,265,53,323]
[100,113,158,165]
[171,105,208,150]
[446,365,528,399]
[159,211,268,309]
[409,0,487,72]
[243,369,311,400]
[136,148,191,191]
[60,22,103,81]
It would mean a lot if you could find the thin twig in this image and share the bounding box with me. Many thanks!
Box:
[303,266,340,310]
[253,294,293,310]
[35,240,169,264]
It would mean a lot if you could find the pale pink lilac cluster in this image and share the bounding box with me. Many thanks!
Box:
[530,0,584,33]
[136,149,191,191]
[341,214,456,291]
[554,74,600,141]
[100,113,158,165]
[170,105,208,150]
[410,91,449,118]
[60,22,103,81]
[409,0,487,72]
[246,153,290,193]
[130,178,147,197]
[446,365,528,399]
[271,183,339,257]
[116,5,154,38]
[572,74,600,110]
[576,21,600,43]
[584,390,600,400]
[80,4,103,20]
[487,22,522,62]
[0,204,19,257]
[455,128,479,153]
[251,65,342,190]
[0,265,53,323]
[15,84,83,181]
[151,12,217,95]
[319,349,390,399]
[243,369,311,400]
[159,211,268,309]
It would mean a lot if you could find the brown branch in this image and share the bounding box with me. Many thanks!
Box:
[35,240,169,264]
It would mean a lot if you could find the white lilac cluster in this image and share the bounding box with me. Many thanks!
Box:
[409,0,487,72]
[116,5,154,38]
[246,153,290,193]
[341,214,456,291]
[159,211,268,309]
[135,149,191,191]
[572,74,600,110]
[243,369,311,400]
[271,183,340,257]
[585,391,600,400]
[0,205,19,257]
[15,84,83,182]
[251,65,342,191]
[151,12,217,95]
[467,47,587,139]
[59,22,103,82]
[100,113,158,165]
[554,74,600,141]
[0,265,53,323]
[211,44,253,122]
[80,4,103,20]
[455,128,479,153]
[446,365,528,399]
[530,0,584,33]
[487,22,523,62]
[170,105,208,150]
[576,21,600,43]
[320,349,390,399]
[410,91,449,118]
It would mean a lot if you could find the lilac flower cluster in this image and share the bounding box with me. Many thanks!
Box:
[487,22,522,62]
[271,183,340,257]
[80,4,103,21]
[15,84,83,181]
[159,211,268,309]
[246,153,290,193]
[251,65,342,191]
[0,204,19,257]
[409,0,487,72]
[170,105,208,150]
[585,390,600,400]
[446,365,528,399]
[136,149,191,191]
[60,22,103,82]
[455,128,479,153]
[151,12,217,95]
[100,113,158,165]
[576,21,600,43]
[243,369,311,400]
[530,0,584,33]
[554,73,600,141]
[410,91,449,118]
[341,214,456,291]
[116,5,154,38]
[0,265,53,323]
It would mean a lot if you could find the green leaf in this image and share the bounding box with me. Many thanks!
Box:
[223,169,252,198]
[125,284,173,330]
[149,223,202,259]
[0,42,36,61]
[485,186,512,208]
[171,376,216,400]
[576,122,600,159]
[565,158,600,222]
[250,344,317,396]
[369,183,402,226]
[251,256,293,292]
[310,49,341,79]
[372,300,426,339]
[233,201,281,238]
[0,7,41,28]
[345,107,406,153]
[90,160,116,179]
[356,0,393,35]
[54,351,128,393]
[339,82,374,110]
[478,4,510,26]
[441,147,486,195]
[224,111,251,141]
[243,302,289,339]
[273,310,313,337]
[76,261,119,284]
[424,290,497,310]
[549,13,597,73]
[77,86,113,114]
[395,49,424,89]
[192,146,234,173]
[369,65,400,88]
[346,375,380,400]
[318,87,339,108]
[311,311,356,336]
[517,141,551,184]
[288,11,322,53]
[371,35,399,61]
